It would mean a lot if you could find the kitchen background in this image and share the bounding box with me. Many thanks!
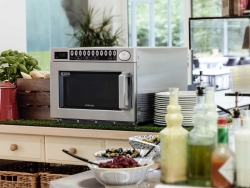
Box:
[0,0,250,111]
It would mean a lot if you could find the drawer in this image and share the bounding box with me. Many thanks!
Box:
[0,133,45,162]
[45,136,105,165]
[106,139,131,149]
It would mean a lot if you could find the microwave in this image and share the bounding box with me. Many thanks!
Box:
[50,47,188,125]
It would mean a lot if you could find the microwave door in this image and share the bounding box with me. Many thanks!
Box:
[59,71,121,110]
[119,72,132,110]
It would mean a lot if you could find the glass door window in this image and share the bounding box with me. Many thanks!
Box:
[59,71,121,110]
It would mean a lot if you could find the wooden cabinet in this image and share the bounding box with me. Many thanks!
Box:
[105,139,131,149]
[45,136,105,164]
[0,125,158,164]
[0,133,45,162]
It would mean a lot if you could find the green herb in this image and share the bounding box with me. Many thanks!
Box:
[0,49,41,83]
[227,117,233,123]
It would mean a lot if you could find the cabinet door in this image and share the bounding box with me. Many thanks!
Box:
[45,136,105,165]
[105,139,131,149]
[0,133,45,162]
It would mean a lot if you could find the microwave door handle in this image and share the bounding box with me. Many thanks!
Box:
[119,72,131,110]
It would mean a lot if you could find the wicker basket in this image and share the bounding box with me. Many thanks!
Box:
[40,165,90,188]
[0,162,51,188]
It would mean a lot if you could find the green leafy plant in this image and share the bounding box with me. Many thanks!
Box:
[0,49,41,83]
[70,7,123,47]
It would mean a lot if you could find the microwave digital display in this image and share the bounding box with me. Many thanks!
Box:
[55,52,68,59]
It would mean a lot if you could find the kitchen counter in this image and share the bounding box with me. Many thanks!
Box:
[50,167,210,188]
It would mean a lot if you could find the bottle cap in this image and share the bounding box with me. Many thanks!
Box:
[218,118,228,125]
[196,86,205,96]
[218,128,229,144]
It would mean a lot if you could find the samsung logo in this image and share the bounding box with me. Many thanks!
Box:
[61,72,70,76]
[85,104,95,107]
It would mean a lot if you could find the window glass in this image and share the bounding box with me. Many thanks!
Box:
[128,0,184,47]
[192,0,222,17]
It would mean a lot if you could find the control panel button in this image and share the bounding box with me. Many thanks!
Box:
[113,51,116,56]
[70,51,74,56]
[104,51,107,56]
[92,51,95,56]
[100,51,103,56]
[87,51,90,56]
[96,51,99,56]
[79,51,82,56]
[118,51,131,61]
[75,51,78,56]
[109,51,112,56]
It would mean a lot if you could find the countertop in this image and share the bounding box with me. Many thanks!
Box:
[50,167,211,188]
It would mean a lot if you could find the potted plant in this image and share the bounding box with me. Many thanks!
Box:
[0,49,41,84]
[69,6,123,47]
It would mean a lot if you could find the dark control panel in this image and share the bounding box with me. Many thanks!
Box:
[69,50,117,61]
[55,52,68,59]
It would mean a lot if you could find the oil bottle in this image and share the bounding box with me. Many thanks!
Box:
[187,72,216,186]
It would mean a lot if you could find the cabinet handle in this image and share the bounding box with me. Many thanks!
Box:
[69,148,77,154]
[10,144,18,151]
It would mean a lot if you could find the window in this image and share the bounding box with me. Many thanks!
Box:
[128,0,185,47]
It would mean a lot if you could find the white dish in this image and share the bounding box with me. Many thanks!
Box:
[128,135,161,158]
[88,159,154,187]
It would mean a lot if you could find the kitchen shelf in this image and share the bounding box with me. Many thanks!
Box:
[190,16,250,20]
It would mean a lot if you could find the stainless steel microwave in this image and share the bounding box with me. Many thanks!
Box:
[50,47,188,125]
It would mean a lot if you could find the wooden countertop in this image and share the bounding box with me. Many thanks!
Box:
[0,124,158,140]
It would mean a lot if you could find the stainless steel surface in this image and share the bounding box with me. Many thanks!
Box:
[50,61,136,122]
[119,72,132,110]
[50,47,188,124]
[136,47,188,93]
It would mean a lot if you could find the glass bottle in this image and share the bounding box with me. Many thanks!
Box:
[160,88,188,184]
[187,86,216,186]
[235,110,250,187]
[228,92,242,152]
[205,87,219,135]
[212,127,235,187]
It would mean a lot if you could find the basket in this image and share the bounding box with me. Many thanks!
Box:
[40,165,90,188]
[0,162,51,188]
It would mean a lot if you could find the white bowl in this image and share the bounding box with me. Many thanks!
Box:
[128,135,160,158]
[94,148,154,161]
[88,158,154,187]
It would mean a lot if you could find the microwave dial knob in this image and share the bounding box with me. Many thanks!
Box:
[119,51,131,61]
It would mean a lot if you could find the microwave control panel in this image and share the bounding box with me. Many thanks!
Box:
[54,49,132,61]
[69,50,117,61]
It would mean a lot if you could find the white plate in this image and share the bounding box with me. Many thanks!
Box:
[156,91,196,96]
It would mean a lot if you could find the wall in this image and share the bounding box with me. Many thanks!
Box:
[0,0,26,53]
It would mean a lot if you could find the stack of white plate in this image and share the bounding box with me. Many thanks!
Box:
[154,91,196,126]
[137,93,155,123]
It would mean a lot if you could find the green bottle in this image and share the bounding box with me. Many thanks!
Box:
[187,84,216,186]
